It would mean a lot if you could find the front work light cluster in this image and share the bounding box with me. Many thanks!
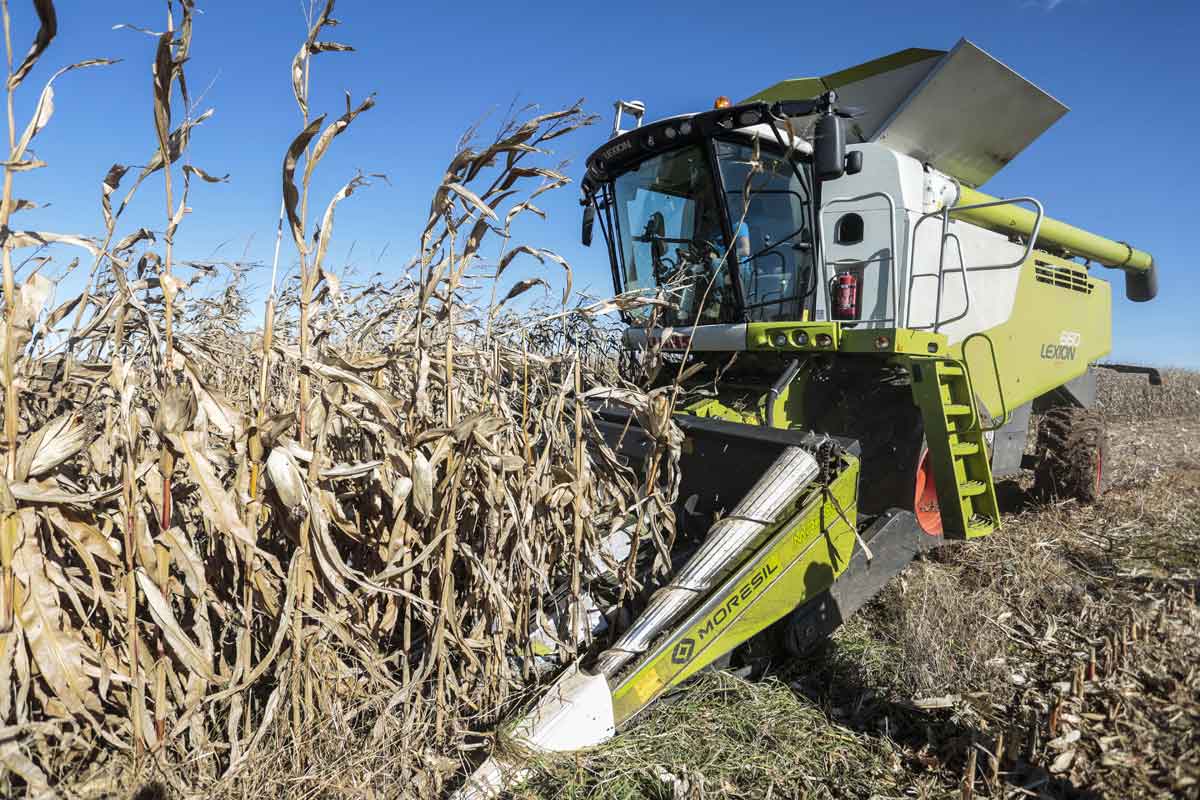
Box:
[751,323,841,352]
[747,324,948,356]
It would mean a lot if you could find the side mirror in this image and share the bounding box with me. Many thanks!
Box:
[844,150,864,176]
[581,203,595,246]
[814,113,846,182]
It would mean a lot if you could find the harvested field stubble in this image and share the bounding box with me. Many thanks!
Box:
[0,2,684,798]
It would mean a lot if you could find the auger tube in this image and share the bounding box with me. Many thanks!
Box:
[592,445,820,677]
[953,185,1158,301]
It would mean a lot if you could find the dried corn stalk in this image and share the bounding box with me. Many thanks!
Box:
[0,1,679,796]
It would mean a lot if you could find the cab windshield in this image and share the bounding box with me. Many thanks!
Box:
[612,144,735,326]
[606,137,813,326]
[716,139,815,322]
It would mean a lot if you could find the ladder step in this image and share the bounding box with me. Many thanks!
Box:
[966,516,996,538]
[959,480,988,497]
[910,357,999,541]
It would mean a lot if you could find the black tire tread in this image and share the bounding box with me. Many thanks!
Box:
[1033,406,1108,503]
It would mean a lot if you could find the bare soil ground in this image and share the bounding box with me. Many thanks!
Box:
[524,409,1200,798]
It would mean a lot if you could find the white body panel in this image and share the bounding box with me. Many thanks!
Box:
[820,144,1027,343]
[623,324,747,351]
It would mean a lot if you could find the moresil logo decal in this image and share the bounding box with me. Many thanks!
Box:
[670,638,695,664]
[668,560,781,667]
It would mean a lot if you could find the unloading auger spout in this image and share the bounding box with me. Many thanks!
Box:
[954,185,1158,301]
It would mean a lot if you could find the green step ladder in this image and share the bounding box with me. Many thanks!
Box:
[908,358,1000,539]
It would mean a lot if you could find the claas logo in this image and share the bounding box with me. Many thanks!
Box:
[649,332,691,350]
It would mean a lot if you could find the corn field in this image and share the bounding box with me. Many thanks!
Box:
[1097,367,1200,420]
[0,2,682,796]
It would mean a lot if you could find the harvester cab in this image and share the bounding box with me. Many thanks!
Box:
[455,39,1159,799]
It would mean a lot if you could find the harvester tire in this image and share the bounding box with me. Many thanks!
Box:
[1033,407,1108,503]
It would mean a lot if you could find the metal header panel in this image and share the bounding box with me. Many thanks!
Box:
[746,47,945,145]
[746,40,1068,188]
[872,39,1068,187]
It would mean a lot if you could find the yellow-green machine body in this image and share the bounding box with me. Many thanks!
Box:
[582,33,1158,540]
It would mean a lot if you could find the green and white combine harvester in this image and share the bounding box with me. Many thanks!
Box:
[456,39,1160,797]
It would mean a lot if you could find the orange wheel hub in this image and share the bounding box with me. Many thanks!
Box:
[914,450,943,536]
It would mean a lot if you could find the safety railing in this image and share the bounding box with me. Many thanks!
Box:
[905,195,1044,332]
[960,331,1010,432]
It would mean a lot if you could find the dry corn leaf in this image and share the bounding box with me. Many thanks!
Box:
[8,0,56,90]
[134,569,216,682]
[12,515,92,715]
[170,433,254,549]
[15,414,86,481]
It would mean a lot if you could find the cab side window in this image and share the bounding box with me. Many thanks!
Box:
[835,213,864,245]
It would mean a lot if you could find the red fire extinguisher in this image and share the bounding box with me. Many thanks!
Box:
[833,270,859,319]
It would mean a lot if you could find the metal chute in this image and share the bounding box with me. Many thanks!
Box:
[748,39,1069,188]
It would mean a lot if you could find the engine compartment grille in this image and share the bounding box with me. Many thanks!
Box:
[1035,261,1094,295]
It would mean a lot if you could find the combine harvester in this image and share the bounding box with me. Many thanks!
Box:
[456,39,1159,797]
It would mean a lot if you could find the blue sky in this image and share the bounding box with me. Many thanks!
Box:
[13,0,1200,366]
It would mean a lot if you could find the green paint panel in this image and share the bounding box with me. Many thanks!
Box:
[748,321,841,351]
[681,397,759,425]
[820,47,945,90]
[953,257,1112,420]
[743,77,826,105]
[839,327,949,356]
[747,322,950,358]
[743,48,946,103]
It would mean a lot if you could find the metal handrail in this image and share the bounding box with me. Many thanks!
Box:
[933,233,971,329]
[819,191,900,326]
[959,332,1009,433]
[905,196,1045,332]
